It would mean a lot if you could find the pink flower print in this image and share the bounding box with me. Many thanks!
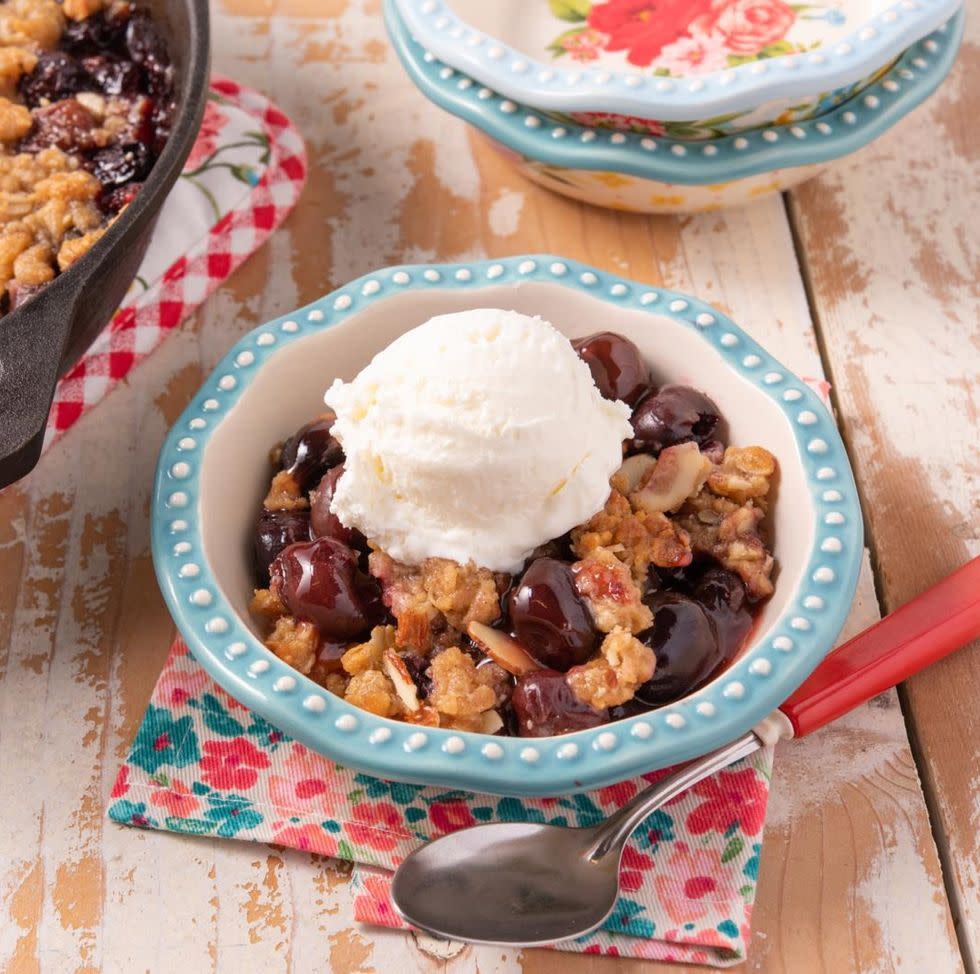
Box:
[587,0,714,67]
[111,765,130,798]
[266,743,343,814]
[654,842,725,923]
[353,874,406,928]
[699,0,796,54]
[687,766,768,836]
[199,738,270,791]
[149,778,201,818]
[655,27,731,74]
[560,27,608,63]
[429,800,476,833]
[271,823,338,857]
[156,666,210,707]
[268,773,331,816]
[619,844,655,891]
[347,801,410,852]
[598,780,638,808]
[568,111,666,135]
[185,99,230,171]
[284,742,333,778]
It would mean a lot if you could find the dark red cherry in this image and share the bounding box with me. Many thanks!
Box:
[270,537,383,640]
[20,99,96,152]
[61,11,128,56]
[692,567,754,663]
[89,141,152,187]
[19,52,90,107]
[125,9,168,69]
[511,669,608,737]
[634,593,721,706]
[281,416,343,491]
[630,384,722,454]
[572,331,651,407]
[253,508,311,586]
[100,181,142,215]
[310,465,363,548]
[82,55,142,95]
[508,558,597,671]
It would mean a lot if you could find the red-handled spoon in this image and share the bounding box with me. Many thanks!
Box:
[391,557,980,947]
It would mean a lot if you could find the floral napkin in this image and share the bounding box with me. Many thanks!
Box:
[110,640,772,966]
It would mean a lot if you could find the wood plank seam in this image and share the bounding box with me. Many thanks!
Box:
[782,191,976,974]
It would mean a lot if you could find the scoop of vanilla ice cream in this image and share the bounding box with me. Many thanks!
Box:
[323,309,633,573]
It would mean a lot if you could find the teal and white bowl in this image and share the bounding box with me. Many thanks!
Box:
[394,0,961,138]
[386,0,962,213]
[152,257,863,797]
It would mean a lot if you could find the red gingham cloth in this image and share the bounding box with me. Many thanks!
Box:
[43,76,307,450]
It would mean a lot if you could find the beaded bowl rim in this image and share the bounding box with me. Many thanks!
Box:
[386,0,963,186]
[152,256,863,797]
[392,0,961,121]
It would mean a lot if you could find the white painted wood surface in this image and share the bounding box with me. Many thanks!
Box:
[0,0,974,971]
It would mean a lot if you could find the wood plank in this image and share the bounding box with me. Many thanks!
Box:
[787,0,980,965]
[0,0,967,970]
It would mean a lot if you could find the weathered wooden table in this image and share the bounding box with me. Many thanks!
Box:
[1,1,977,971]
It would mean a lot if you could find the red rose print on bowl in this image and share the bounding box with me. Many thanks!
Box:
[199,737,270,790]
[587,0,714,67]
[699,0,796,54]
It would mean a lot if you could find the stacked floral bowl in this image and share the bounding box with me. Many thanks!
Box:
[387,0,963,212]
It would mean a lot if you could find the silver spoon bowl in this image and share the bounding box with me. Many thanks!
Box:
[391,732,760,945]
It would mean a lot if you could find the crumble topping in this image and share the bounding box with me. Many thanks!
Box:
[368,549,507,653]
[571,487,693,581]
[263,470,309,511]
[566,626,656,709]
[264,617,317,676]
[677,445,777,600]
[572,546,653,634]
[345,669,399,718]
[707,446,776,507]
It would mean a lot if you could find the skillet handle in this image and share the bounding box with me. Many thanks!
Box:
[0,280,78,488]
[780,557,980,737]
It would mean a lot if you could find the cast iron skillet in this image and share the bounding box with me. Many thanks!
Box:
[0,0,210,488]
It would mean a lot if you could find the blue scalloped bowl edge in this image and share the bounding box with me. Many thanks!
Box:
[152,256,864,797]
[393,0,962,120]
[386,0,963,187]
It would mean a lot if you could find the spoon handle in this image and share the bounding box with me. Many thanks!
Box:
[779,555,980,737]
[585,730,761,862]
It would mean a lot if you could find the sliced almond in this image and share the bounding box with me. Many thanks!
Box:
[403,704,440,727]
[612,453,657,495]
[467,622,542,676]
[632,442,711,514]
[382,649,421,713]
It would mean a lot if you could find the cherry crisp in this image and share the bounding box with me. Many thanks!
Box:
[0,0,174,315]
[249,331,778,737]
